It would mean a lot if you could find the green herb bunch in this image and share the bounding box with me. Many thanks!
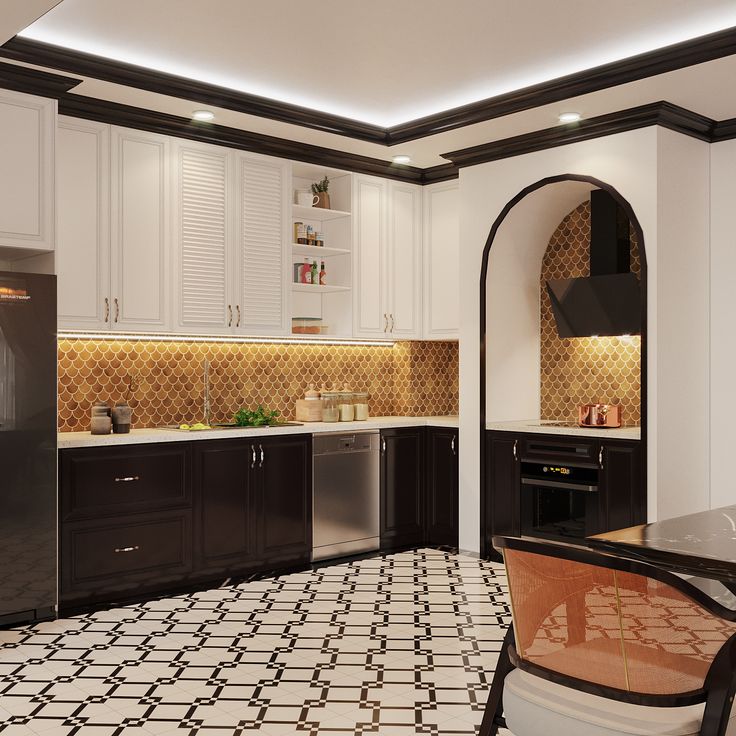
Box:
[233,405,280,427]
[311,176,330,194]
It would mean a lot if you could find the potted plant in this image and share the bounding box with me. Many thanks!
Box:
[311,176,331,209]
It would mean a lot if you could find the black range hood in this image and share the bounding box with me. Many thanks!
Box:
[546,189,642,338]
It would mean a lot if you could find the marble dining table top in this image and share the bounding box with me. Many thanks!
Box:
[589,505,736,584]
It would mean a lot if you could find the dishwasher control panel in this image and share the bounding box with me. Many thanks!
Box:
[313,432,376,455]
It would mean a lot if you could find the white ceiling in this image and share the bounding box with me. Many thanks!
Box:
[17,0,736,127]
[0,0,60,45]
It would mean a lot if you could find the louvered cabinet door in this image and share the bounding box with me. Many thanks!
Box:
[235,153,290,335]
[173,141,233,333]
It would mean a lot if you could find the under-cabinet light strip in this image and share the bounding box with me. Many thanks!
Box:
[57,331,396,347]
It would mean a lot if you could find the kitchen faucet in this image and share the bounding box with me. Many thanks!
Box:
[203,359,211,426]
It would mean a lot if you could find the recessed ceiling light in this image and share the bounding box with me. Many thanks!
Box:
[558,111,582,123]
[392,154,412,165]
[192,110,215,122]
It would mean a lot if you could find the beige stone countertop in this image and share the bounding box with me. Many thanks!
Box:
[58,416,459,449]
[486,419,641,441]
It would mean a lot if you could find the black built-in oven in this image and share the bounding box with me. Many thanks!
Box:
[520,458,600,542]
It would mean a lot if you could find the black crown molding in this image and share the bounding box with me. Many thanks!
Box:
[0,59,80,97]
[388,26,736,144]
[711,117,736,142]
[5,27,736,146]
[57,94,444,184]
[0,37,387,144]
[441,102,717,168]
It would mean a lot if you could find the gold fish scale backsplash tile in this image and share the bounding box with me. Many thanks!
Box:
[540,201,641,426]
[57,340,459,432]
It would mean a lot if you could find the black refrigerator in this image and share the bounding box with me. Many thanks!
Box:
[0,271,56,625]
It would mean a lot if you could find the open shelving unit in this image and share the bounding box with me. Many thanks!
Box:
[290,163,353,338]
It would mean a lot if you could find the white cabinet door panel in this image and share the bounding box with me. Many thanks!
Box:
[56,117,110,330]
[353,175,387,338]
[174,141,232,332]
[388,182,422,338]
[0,90,55,251]
[236,154,289,334]
[423,182,459,339]
[111,127,170,331]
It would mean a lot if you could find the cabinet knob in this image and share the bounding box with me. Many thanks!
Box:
[114,545,140,554]
[115,476,140,483]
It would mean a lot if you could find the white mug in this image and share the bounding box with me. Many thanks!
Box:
[297,190,319,207]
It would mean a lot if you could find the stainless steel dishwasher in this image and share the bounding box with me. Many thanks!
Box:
[312,431,380,561]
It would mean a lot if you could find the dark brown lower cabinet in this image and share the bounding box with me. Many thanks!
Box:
[193,439,257,576]
[483,430,644,560]
[257,435,312,565]
[599,439,644,533]
[380,428,425,551]
[59,435,312,611]
[425,427,459,547]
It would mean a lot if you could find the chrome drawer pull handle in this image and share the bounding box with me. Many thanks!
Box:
[259,444,264,468]
[451,436,456,455]
[251,445,256,469]
[114,545,140,553]
[114,476,140,483]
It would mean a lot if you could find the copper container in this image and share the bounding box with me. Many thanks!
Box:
[578,403,622,428]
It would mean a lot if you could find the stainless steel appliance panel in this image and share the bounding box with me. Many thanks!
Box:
[312,431,379,561]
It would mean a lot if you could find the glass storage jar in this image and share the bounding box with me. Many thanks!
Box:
[321,390,339,423]
[338,390,355,422]
[353,392,369,420]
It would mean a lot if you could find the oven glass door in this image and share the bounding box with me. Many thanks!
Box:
[521,484,594,540]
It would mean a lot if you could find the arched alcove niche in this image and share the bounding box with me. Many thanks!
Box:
[479,174,647,557]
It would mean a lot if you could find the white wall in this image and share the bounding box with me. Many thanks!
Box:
[710,140,736,510]
[459,126,712,554]
[654,129,711,518]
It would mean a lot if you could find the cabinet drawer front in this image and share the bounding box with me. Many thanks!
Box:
[521,436,599,466]
[61,446,190,519]
[65,514,191,584]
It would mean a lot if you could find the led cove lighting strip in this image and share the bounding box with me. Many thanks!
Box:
[57,331,396,347]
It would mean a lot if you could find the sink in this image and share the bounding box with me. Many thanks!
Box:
[160,422,304,432]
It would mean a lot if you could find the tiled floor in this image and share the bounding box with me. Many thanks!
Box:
[0,549,511,735]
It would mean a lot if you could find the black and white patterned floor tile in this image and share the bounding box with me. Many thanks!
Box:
[0,549,511,735]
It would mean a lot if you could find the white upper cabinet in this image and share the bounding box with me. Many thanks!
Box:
[387,181,422,339]
[423,181,459,340]
[353,175,422,339]
[56,117,110,330]
[0,90,55,252]
[173,140,233,333]
[110,127,171,332]
[235,152,290,335]
[353,174,387,338]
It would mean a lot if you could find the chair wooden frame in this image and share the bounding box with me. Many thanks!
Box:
[480,535,736,736]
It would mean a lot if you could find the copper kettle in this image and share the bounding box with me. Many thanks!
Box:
[578,403,622,428]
